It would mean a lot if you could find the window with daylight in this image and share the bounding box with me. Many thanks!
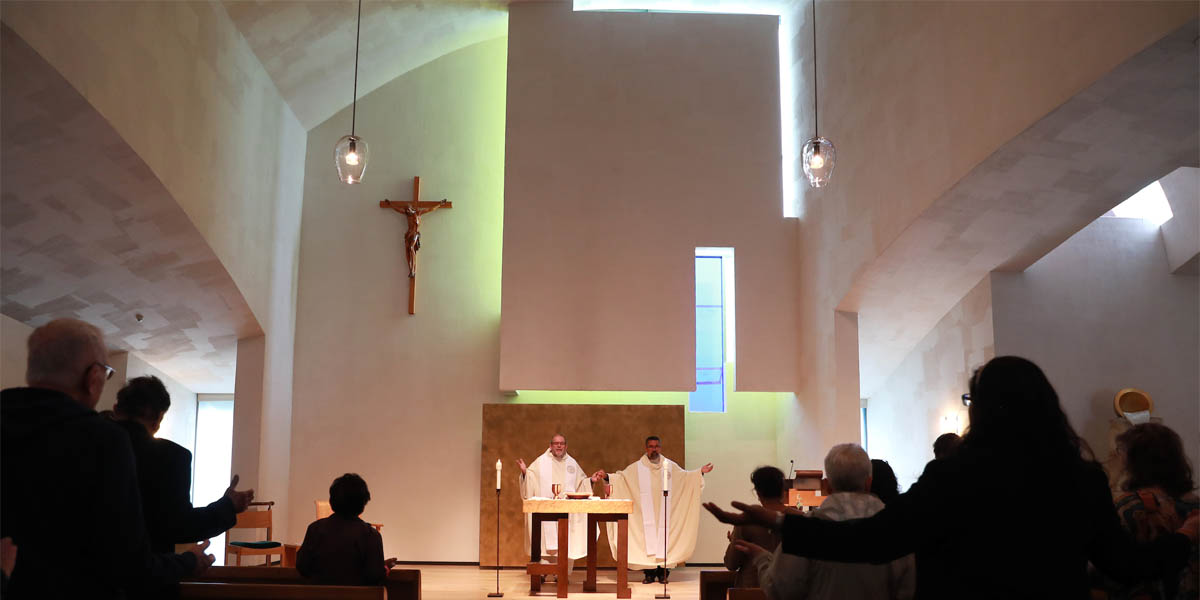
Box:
[193,395,234,566]
[690,248,735,413]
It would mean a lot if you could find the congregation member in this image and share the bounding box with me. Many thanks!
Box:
[110,375,255,553]
[1096,423,1199,600]
[518,433,606,576]
[297,473,398,585]
[0,318,211,598]
[705,356,1200,598]
[869,459,900,505]
[735,444,914,600]
[931,433,962,461]
[723,466,786,588]
[606,435,713,584]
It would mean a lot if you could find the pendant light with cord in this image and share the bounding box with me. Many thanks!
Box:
[801,0,835,188]
[334,0,368,184]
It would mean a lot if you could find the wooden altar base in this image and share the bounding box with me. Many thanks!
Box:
[421,565,707,600]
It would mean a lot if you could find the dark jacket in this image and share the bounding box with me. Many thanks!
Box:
[296,514,386,586]
[113,419,236,553]
[780,446,1192,599]
[0,387,197,599]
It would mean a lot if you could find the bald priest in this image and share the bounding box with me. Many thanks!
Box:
[518,434,606,571]
[606,436,713,584]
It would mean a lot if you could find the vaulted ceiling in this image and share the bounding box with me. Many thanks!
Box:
[1,26,261,393]
[222,0,507,130]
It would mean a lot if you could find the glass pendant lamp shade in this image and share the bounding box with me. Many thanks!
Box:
[334,134,368,184]
[802,136,835,188]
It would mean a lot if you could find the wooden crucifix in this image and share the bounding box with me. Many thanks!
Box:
[380,176,452,314]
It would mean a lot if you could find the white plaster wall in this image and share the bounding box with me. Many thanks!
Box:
[232,336,264,492]
[991,217,1199,483]
[1,1,307,538]
[865,277,994,489]
[784,1,1195,475]
[1,313,33,389]
[1159,167,1199,274]
[127,352,198,455]
[290,38,508,559]
[501,3,797,393]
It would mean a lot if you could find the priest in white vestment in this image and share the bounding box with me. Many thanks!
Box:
[519,434,606,574]
[605,435,713,584]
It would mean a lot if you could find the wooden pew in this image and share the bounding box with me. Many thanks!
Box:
[179,582,384,599]
[727,588,768,600]
[188,566,421,600]
[700,570,736,600]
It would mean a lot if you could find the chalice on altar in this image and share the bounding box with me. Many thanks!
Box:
[551,483,563,499]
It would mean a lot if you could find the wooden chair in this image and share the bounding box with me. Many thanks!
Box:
[315,499,384,532]
[226,501,284,566]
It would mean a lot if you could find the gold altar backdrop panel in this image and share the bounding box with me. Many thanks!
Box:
[480,404,686,567]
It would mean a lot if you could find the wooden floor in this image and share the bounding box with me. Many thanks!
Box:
[421,565,703,600]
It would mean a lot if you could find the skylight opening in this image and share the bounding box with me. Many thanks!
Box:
[1105,181,1173,226]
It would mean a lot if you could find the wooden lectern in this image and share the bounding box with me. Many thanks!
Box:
[787,469,826,510]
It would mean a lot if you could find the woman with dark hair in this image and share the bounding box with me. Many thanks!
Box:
[723,466,786,587]
[869,459,900,505]
[1099,423,1199,600]
[297,474,397,585]
[705,356,1199,598]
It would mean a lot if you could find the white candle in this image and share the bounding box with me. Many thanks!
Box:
[662,466,670,492]
[496,459,502,490]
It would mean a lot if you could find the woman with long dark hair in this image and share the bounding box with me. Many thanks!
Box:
[1098,423,1199,600]
[705,356,1198,598]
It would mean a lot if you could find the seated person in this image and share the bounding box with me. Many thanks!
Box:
[297,474,397,585]
[723,466,786,587]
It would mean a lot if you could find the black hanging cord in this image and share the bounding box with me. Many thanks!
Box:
[811,0,819,139]
[351,0,363,136]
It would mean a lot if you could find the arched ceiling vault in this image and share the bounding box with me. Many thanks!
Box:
[844,20,1199,399]
[222,0,508,131]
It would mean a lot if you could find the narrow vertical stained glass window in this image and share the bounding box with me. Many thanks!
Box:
[690,253,727,412]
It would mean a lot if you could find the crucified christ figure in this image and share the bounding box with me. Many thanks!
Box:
[400,199,449,277]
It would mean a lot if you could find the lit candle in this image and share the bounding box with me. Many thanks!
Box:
[662,466,670,492]
[496,459,502,490]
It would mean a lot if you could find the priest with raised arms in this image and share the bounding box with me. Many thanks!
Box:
[518,433,606,575]
[606,436,713,584]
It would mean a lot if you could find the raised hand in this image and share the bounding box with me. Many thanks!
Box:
[700,463,714,474]
[517,458,527,476]
[224,474,255,513]
[590,469,607,482]
[732,539,767,559]
[704,501,779,529]
[187,539,216,576]
[1180,509,1199,543]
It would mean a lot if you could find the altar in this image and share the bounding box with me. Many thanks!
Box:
[524,497,634,599]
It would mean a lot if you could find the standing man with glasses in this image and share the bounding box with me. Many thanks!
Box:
[1,318,212,599]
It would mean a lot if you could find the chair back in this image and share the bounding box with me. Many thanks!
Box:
[315,500,332,519]
[233,501,275,540]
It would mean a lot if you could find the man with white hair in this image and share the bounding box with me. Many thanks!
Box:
[733,443,914,600]
[1,318,212,599]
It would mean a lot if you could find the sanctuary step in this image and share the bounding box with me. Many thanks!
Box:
[186,566,421,600]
